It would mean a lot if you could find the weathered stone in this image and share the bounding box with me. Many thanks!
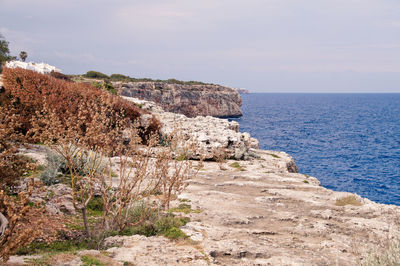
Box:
[122,96,258,160]
[115,81,242,118]
[105,235,208,265]
[45,184,76,214]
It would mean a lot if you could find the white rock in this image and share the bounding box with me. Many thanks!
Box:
[122,96,259,160]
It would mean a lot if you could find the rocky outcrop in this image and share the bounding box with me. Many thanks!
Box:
[123,97,259,160]
[236,88,250,94]
[115,82,242,118]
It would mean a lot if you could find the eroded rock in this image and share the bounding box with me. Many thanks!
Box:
[116,81,242,118]
[122,96,259,160]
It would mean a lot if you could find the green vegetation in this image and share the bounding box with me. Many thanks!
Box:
[178,198,191,203]
[267,153,280,159]
[169,203,202,214]
[0,33,16,73]
[229,162,246,171]
[91,81,117,95]
[117,214,189,240]
[17,239,97,255]
[19,51,28,62]
[79,71,210,85]
[84,71,109,79]
[229,162,241,168]
[81,255,105,266]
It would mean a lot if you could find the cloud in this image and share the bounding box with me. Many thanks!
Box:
[1,0,400,91]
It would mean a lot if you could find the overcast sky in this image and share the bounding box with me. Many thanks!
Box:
[1,0,400,92]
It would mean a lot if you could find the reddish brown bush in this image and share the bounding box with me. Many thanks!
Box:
[0,67,160,145]
[0,185,49,262]
[0,106,32,190]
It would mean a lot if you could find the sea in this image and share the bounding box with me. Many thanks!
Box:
[231,93,400,206]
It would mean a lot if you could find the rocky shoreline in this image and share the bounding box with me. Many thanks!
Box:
[10,147,400,265]
[4,76,400,265]
[112,97,400,265]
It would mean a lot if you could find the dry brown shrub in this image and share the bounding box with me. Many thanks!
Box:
[0,180,46,262]
[214,147,228,170]
[20,76,198,237]
[335,195,363,206]
[0,67,160,143]
[156,132,199,210]
[0,106,32,190]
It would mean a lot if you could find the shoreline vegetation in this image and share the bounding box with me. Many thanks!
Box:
[73,70,211,86]
[0,67,399,265]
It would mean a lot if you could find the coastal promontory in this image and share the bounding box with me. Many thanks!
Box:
[115,81,243,118]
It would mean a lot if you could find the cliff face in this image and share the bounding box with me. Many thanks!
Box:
[115,82,243,118]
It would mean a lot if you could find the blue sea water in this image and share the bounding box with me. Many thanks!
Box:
[232,93,400,206]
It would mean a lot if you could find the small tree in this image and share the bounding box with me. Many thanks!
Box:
[19,51,27,62]
[0,34,15,73]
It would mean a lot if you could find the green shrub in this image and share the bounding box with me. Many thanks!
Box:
[87,196,104,213]
[109,74,131,82]
[108,73,208,85]
[118,211,190,239]
[155,215,188,234]
[229,162,241,168]
[163,227,187,240]
[84,71,109,79]
[81,255,105,266]
[40,149,63,185]
[91,81,117,95]
[103,83,117,95]
[16,239,97,255]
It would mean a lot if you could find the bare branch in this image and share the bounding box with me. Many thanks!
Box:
[0,211,8,236]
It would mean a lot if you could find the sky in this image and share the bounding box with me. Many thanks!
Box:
[1,0,400,92]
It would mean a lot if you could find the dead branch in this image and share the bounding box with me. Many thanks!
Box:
[0,211,8,236]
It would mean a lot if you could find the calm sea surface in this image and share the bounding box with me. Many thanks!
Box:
[232,93,400,205]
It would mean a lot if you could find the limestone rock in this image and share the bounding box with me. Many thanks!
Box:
[45,184,76,214]
[105,235,209,265]
[122,96,259,160]
[116,81,242,118]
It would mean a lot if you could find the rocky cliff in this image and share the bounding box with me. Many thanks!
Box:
[122,96,259,160]
[115,82,243,118]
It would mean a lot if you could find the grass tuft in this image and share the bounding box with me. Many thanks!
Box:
[229,162,246,171]
[81,255,105,266]
[335,195,363,206]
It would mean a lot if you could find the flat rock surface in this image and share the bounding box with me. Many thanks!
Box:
[105,149,400,265]
[7,149,400,265]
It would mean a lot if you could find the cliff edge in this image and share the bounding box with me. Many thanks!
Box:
[115,81,243,118]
